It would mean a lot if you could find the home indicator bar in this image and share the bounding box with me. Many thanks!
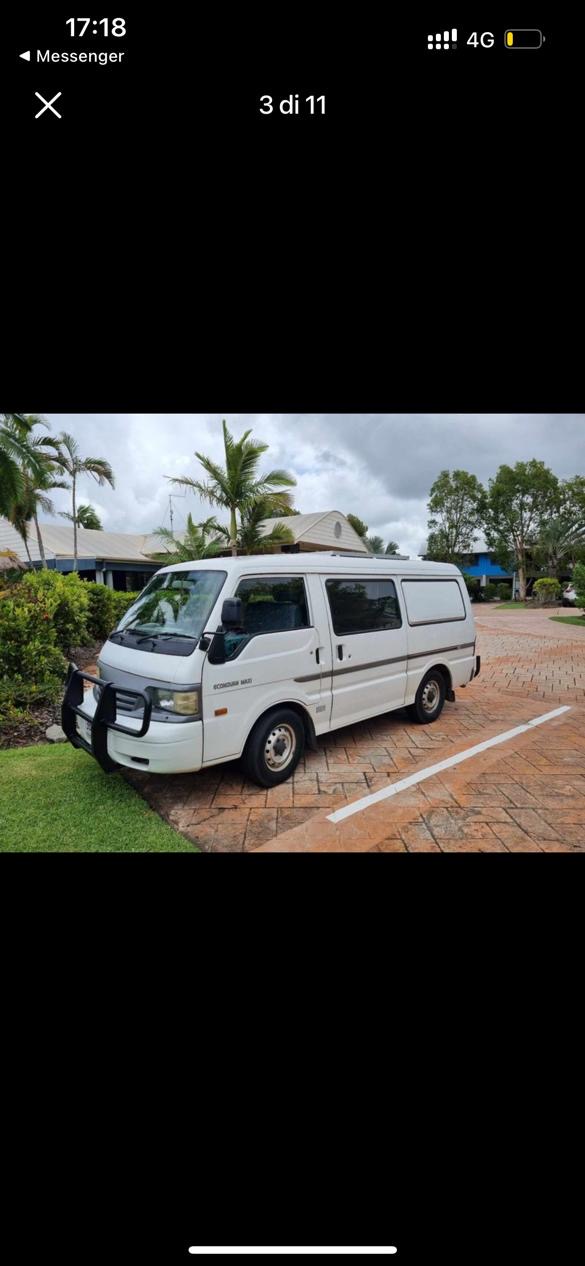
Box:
[188,1251,399,1258]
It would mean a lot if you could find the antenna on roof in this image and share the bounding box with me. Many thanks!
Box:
[168,489,187,533]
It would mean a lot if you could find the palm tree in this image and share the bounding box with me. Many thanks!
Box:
[168,419,296,557]
[0,414,46,519]
[366,534,385,554]
[48,432,115,570]
[60,503,103,530]
[8,488,34,562]
[385,541,399,555]
[148,514,225,564]
[1,415,68,567]
[19,455,70,569]
[236,499,294,555]
[532,517,585,579]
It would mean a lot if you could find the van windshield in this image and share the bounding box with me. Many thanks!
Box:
[114,570,226,643]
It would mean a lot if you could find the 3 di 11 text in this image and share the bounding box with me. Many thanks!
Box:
[259,95,326,116]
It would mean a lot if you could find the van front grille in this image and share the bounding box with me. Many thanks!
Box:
[115,690,144,715]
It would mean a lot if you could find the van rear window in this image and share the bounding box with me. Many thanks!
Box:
[401,579,466,624]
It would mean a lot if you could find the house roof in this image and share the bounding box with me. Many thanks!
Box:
[1,510,372,564]
[258,510,370,553]
[0,518,158,564]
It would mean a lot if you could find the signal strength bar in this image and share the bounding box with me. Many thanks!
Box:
[428,29,458,50]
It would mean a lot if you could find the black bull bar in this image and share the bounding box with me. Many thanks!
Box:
[61,664,152,773]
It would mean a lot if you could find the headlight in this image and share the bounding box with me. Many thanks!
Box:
[149,687,201,717]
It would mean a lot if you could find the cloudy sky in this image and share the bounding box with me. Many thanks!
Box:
[38,414,585,558]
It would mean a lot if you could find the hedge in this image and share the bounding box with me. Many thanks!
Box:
[0,572,141,730]
[0,576,69,726]
[85,583,140,641]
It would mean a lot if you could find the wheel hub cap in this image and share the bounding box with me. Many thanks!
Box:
[422,680,440,712]
[265,723,296,771]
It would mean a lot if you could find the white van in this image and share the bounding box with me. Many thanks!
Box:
[62,554,480,786]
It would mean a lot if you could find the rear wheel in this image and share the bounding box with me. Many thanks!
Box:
[242,707,305,787]
[409,669,446,724]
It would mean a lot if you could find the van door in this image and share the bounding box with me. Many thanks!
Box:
[321,573,408,728]
[201,572,329,764]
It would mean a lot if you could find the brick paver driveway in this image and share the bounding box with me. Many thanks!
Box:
[124,605,585,852]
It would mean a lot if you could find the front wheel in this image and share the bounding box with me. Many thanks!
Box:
[409,670,446,725]
[242,707,305,787]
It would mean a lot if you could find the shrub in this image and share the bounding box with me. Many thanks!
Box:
[84,586,141,640]
[483,582,498,601]
[0,583,67,732]
[496,583,511,601]
[0,677,63,729]
[19,570,90,651]
[463,575,481,601]
[112,590,140,623]
[573,562,585,612]
[533,577,561,606]
[84,582,118,641]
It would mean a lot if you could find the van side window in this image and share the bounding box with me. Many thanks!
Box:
[401,579,466,624]
[326,578,402,635]
[224,575,310,658]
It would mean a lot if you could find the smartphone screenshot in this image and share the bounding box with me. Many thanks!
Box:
[2,9,583,1265]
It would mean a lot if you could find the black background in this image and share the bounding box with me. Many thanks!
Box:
[3,7,584,1264]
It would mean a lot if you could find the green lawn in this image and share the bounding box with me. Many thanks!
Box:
[494,601,532,609]
[549,615,585,628]
[0,743,197,852]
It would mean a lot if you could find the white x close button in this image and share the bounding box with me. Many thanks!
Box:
[35,92,62,119]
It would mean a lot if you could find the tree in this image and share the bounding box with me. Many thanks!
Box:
[60,503,103,531]
[365,534,385,553]
[148,515,225,564]
[48,432,115,570]
[167,419,296,556]
[0,414,47,519]
[236,499,294,554]
[2,415,69,567]
[426,469,484,564]
[347,513,368,539]
[385,541,399,555]
[483,460,560,601]
[532,476,585,577]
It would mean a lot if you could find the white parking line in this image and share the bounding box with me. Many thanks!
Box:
[327,705,572,824]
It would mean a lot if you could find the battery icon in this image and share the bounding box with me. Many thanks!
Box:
[505,29,544,49]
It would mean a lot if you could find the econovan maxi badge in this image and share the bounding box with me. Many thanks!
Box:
[212,677,252,690]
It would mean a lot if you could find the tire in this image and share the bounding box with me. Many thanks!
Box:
[409,669,446,725]
[242,707,305,787]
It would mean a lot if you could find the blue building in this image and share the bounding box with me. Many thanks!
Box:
[460,546,513,585]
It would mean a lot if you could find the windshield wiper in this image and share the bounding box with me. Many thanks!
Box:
[132,631,197,645]
[152,632,197,641]
[109,629,140,644]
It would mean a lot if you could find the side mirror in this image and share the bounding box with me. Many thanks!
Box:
[207,630,226,665]
[221,597,243,628]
